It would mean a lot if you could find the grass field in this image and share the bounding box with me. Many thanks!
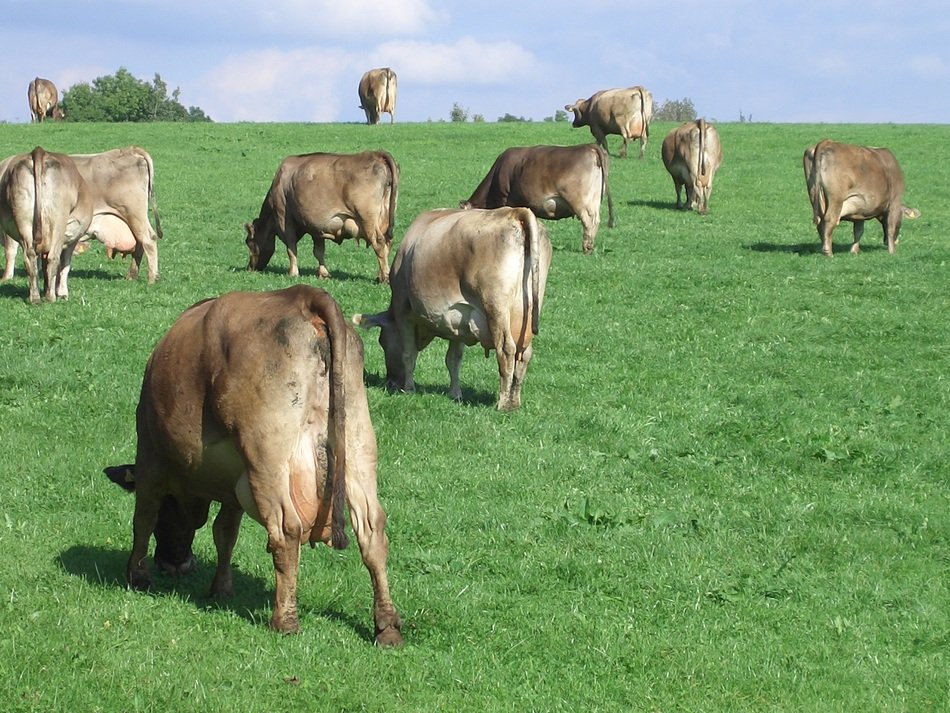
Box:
[0,119,947,712]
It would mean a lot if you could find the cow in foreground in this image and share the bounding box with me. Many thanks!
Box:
[28,78,64,122]
[358,68,397,125]
[565,86,653,158]
[3,146,163,282]
[0,147,92,303]
[661,119,723,215]
[245,151,398,283]
[803,139,919,255]
[460,143,614,254]
[104,285,403,645]
[355,207,552,411]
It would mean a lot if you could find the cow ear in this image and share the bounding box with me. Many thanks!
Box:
[103,465,136,492]
[352,312,390,330]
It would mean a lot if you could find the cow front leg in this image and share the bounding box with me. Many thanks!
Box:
[445,340,465,400]
[210,502,243,598]
[128,491,162,591]
[281,230,301,277]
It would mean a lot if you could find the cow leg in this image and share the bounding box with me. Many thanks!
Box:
[128,487,163,591]
[672,178,685,210]
[2,235,17,280]
[507,343,533,411]
[638,135,647,160]
[619,137,629,159]
[491,320,519,411]
[281,229,302,277]
[210,502,243,597]
[371,237,391,284]
[817,207,840,257]
[127,217,159,282]
[883,212,900,254]
[347,477,403,647]
[850,221,865,255]
[445,340,465,400]
[41,252,61,303]
[311,236,330,279]
[579,205,600,255]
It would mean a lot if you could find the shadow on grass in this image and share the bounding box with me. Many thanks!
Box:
[241,263,381,286]
[625,198,679,212]
[744,240,890,255]
[364,371,496,408]
[56,544,374,642]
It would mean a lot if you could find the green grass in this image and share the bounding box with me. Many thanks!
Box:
[0,119,947,712]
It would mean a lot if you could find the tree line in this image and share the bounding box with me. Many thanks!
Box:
[61,68,211,122]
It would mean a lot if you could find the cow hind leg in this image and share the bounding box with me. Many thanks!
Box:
[507,343,533,411]
[347,479,403,646]
[311,237,330,279]
[883,213,901,254]
[492,321,519,411]
[850,221,865,255]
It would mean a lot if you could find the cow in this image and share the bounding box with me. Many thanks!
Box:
[2,146,163,282]
[245,151,399,283]
[0,147,92,303]
[803,139,920,256]
[565,86,653,159]
[103,285,403,646]
[358,68,397,125]
[355,207,552,411]
[460,143,614,255]
[28,78,64,123]
[661,119,724,215]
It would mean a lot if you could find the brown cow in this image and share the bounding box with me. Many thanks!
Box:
[358,68,397,125]
[2,146,163,282]
[355,207,552,411]
[0,147,92,303]
[661,119,723,215]
[245,151,398,283]
[803,139,919,256]
[28,78,64,123]
[565,86,653,158]
[103,285,403,645]
[460,143,614,254]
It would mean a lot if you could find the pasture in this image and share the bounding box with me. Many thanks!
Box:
[0,119,946,711]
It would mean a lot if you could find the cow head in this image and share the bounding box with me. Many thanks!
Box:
[244,219,276,271]
[564,99,589,128]
[352,311,409,392]
[51,106,65,121]
[103,465,202,576]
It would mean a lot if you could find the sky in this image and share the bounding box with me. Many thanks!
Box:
[2,0,948,125]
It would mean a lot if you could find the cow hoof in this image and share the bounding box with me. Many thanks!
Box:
[128,572,152,592]
[270,612,301,634]
[375,626,404,648]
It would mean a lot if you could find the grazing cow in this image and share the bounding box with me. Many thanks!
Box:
[245,151,399,283]
[103,285,403,646]
[661,119,724,215]
[0,147,92,303]
[358,68,397,125]
[803,139,920,255]
[28,78,64,123]
[460,144,614,254]
[2,147,163,282]
[565,86,653,158]
[355,207,552,411]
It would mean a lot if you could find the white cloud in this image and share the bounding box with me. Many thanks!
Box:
[372,37,543,85]
[231,0,443,37]
[908,54,947,77]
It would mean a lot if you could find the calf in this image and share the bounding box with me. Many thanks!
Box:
[355,207,552,411]
[105,285,402,645]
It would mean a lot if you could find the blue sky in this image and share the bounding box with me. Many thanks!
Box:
[2,0,948,124]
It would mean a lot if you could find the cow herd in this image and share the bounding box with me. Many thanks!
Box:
[1,74,920,647]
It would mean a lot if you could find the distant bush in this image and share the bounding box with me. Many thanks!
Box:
[654,97,697,122]
[450,103,469,123]
[61,67,211,122]
[497,113,530,123]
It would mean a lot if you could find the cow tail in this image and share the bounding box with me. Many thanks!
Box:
[143,149,163,239]
[31,147,48,255]
[639,87,650,137]
[806,142,828,223]
[522,208,541,336]
[698,118,707,177]
[382,151,399,243]
[28,80,37,122]
[596,145,615,229]
[310,289,350,550]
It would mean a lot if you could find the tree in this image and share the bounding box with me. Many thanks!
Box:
[654,97,697,122]
[450,102,469,123]
[497,112,529,123]
[61,68,211,122]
